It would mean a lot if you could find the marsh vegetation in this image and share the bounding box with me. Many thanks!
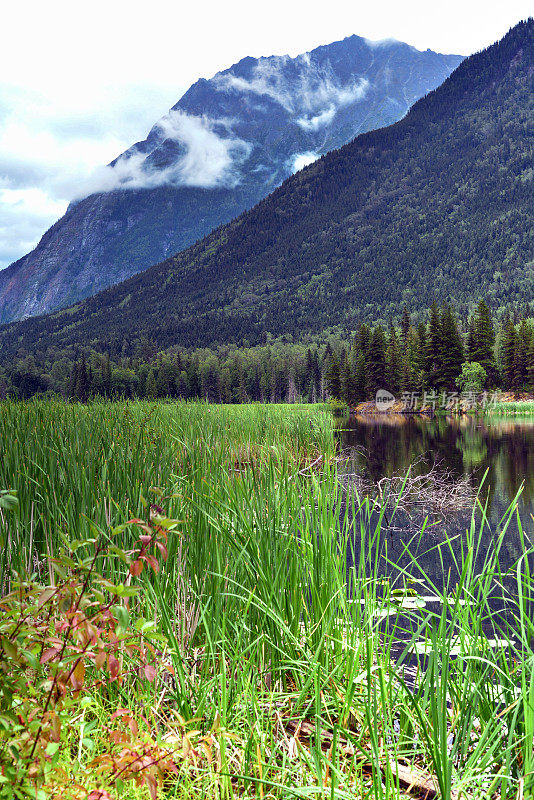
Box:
[1,401,534,799]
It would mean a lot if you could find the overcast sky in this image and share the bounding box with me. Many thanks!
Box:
[0,0,531,269]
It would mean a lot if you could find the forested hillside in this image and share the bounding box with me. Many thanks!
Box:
[0,36,461,324]
[0,20,532,362]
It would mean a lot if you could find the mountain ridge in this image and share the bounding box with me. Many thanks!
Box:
[0,35,463,324]
[0,19,531,363]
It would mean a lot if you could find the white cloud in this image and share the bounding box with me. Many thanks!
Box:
[296,105,337,131]
[75,110,253,198]
[364,36,402,48]
[216,57,369,130]
[0,83,183,269]
[291,152,319,171]
[155,111,252,188]
[0,0,527,270]
[0,186,65,218]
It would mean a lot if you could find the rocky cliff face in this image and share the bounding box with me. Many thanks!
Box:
[0,36,462,324]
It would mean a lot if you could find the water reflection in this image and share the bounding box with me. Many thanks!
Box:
[337,414,534,588]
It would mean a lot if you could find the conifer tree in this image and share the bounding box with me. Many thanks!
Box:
[466,316,476,361]
[414,322,428,389]
[425,302,443,387]
[386,327,402,394]
[366,326,387,396]
[527,338,534,392]
[440,306,465,390]
[401,306,411,345]
[75,355,89,402]
[340,351,357,406]
[354,350,367,402]
[102,354,111,397]
[471,300,495,382]
[325,352,341,399]
[513,320,531,390]
[501,319,517,390]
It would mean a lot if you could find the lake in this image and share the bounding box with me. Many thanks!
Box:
[337,414,534,594]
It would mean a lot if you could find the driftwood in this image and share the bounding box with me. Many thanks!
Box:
[282,718,463,799]
[338,456,476,520]
[385,759,460,800]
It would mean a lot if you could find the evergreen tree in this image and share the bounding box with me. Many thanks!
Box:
[145,369,157,399]
[340,351,357,406]
[501,319,517,390]
[325,352,341,399]
[400,306,411,345]
[513,320,530,391]
[471,300,495,382]
[366,326,387,396]
[75,355,89,402]
[354,350,367,402]
[425,302,443,388]
[440,306,465,390]
[386,327,402,395]
[102,354,111,397]
[527,337,534,392]
[466,316,476,361]
[414,322,428,389]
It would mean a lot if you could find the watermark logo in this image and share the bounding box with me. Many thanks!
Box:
[375,389,396,411]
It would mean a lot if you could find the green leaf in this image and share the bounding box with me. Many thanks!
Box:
[0,636,18,660]
[0,490,18,511]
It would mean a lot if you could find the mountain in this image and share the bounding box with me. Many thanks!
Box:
[0,20,531,363]
[0,38,463,324]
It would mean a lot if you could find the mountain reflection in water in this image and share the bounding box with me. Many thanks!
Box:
[337,415,534,588]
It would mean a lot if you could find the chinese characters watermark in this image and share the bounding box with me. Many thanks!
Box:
[374,389,501,412]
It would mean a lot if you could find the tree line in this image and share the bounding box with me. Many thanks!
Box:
[1,301,533,403]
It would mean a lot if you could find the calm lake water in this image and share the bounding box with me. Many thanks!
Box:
[337,414,534,592]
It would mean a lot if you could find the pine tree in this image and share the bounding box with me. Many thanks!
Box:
[401,306,411,345]
[527,337,534,392]
[501,319,517,390]
[366,326,387,396]
[466,316,476,361]
[425,302,443,388]
[439,306,465,390]
[75,355,89,402]
[386,327,402,395]
[471,300,495,382]
[513,320,531,391]
[325,352,341,399]
[354,350,367,402]
[414,323,427,389]
[102,354,111,397]
[145,369,157,399]
[340,351,357,406]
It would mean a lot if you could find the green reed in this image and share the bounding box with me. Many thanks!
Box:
[1,399,533,798]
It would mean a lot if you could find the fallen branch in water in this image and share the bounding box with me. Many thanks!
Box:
[339,457,476,518]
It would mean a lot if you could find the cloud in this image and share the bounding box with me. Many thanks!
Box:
[215,55,369,128]
[291,152,319,171]
[363,36,403,48]
[75,110,253,198]
[0,82,184,269]
[0,185,66,266]
[296,105,337,131]
[154,111,252,188]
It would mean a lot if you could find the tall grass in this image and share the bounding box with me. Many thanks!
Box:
[1,399,533,798]
[489,401,534,416]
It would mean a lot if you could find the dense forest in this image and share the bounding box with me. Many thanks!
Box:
[0,20,532,361]
[1,301,533,402]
